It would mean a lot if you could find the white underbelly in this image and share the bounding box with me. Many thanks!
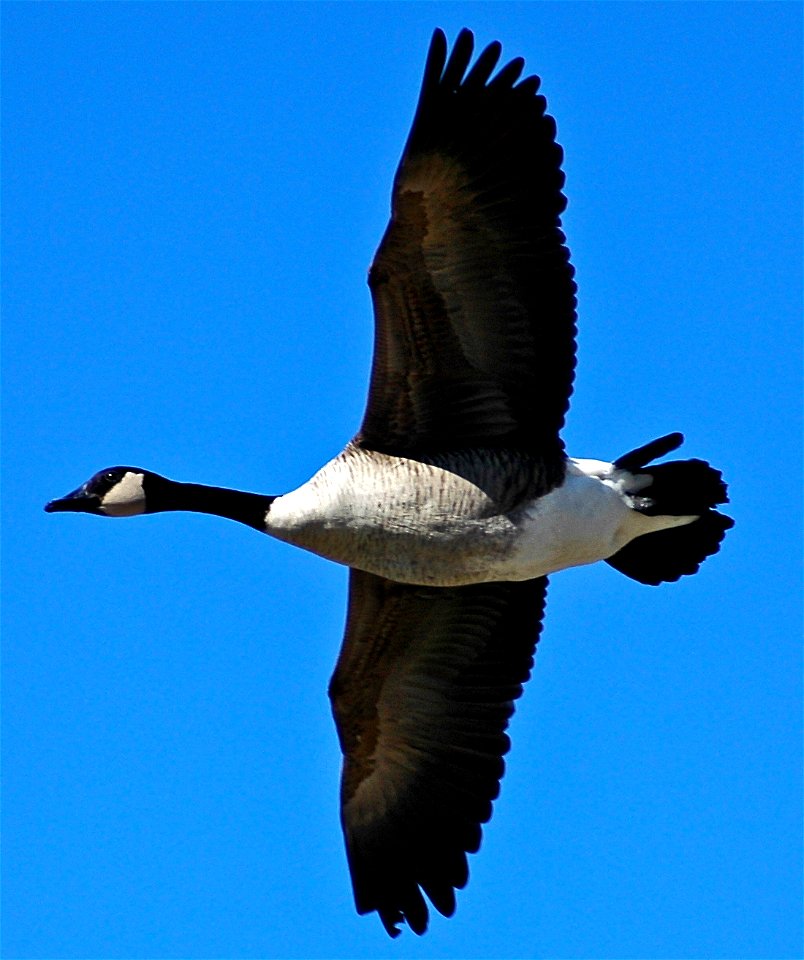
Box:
[498,474,633,581]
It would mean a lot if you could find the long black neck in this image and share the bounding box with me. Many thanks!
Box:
[150,477,276,531]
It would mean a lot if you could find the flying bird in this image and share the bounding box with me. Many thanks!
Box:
[45,28,733,938]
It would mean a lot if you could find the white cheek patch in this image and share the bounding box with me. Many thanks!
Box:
[100,472,147,517]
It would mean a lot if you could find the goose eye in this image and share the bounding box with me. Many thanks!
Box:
[104,471,118,482]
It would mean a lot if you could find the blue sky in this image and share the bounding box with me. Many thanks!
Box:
[3,3,801,959]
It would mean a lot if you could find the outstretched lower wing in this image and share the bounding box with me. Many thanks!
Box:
[329,569,547,937]
[356,28,576,458]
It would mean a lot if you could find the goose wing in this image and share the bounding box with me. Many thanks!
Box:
[357,28,577,457]
[329,569,547,937]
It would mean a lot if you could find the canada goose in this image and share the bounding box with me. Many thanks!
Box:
[45,28,733,938]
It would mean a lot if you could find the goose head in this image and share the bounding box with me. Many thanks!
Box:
[45,468,274,530]
[45,467,162,517]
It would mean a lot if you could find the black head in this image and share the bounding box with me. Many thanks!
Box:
[45,467,158,517]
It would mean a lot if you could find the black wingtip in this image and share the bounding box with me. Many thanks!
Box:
[463,39,502,89]
[488,55,525,90]
[428,27,448,59]
[380,913,403,938]
[416,28,449,111]
[441,29,475,90]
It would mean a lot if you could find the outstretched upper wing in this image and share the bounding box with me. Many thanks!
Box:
[329,569,548,937]
[356,28,577,458]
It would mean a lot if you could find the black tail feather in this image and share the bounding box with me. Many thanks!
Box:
[607,435,733,586]
[635,458,730,517]
[607,511,734,585]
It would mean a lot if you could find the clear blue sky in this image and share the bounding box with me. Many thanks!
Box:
[3,3,801,959]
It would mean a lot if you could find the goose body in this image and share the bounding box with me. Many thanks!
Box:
[266,446,697,586]
[46,29,732,938]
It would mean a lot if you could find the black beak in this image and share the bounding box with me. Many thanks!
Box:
[44,487,101,514]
